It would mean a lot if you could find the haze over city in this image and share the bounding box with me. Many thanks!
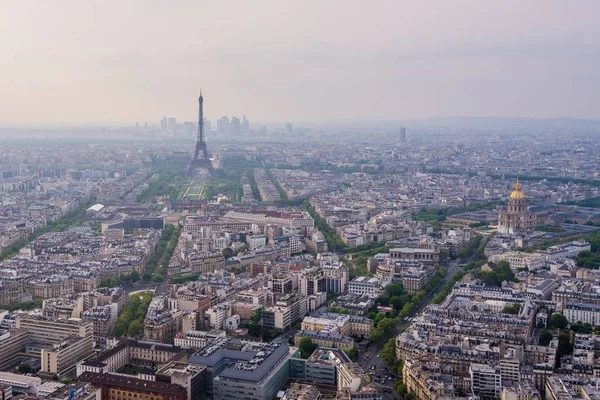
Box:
[2,0,600,126]
[2,3,600,400]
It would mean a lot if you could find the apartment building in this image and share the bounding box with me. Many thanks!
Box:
[348,277,380,296]
[263,294,308,331]
[564,302,600,325]
[0,329,28,370]
[144,307,184,344]
[41,335,94,377]
[156,362,207,400]
[16,315,94,346]
[470,363,502,400]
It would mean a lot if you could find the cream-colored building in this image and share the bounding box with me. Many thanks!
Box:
[143,307,183,344]
[282,383,321,400]
[0,329,28,370]
[41,335,94,377]
[330,351,363,391]
[489,251,546,271]
[402,358,445,400]
[23,279,75,300]
[294,331,354,351]
[300,313,373,338]
[16,315,94,377]
[77,339,186,377]
[16,315,93,345]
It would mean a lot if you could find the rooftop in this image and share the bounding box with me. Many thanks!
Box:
[79,372,187,396]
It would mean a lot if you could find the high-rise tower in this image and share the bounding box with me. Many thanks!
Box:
[188,92,213,175]
[399,127,406,143]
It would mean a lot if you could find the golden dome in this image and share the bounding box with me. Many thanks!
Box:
[510,179,525,200]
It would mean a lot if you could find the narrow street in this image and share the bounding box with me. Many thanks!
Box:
[357,262,461,399]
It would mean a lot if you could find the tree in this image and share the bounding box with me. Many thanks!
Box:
[374,313,386,326]
[371,317,396,342]
[390,296,404,310]
[250,308,263,325]
[381,338,397,366]
[370,329,384,343]
[298,337,318,359]
[344,348,359,360]
[222,247,234,259]
[395,382,408,396]
[128,320,143,337]
[570,322,593,334]
[399,302,416,319]
[130,271,140,282]
[556,332,573,367]
[142,271,152,282]
[502,303,521,315]
[385,283,404,297]
[378,318,397,335]
[328,306,349,314]
[248,323,261,337]
[549,313,569,330]
[378,295,390,307]
[539,330,553,346]
[114,320,128,336]
[18,363,32,374]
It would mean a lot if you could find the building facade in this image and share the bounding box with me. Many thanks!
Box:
[498,180,537,234]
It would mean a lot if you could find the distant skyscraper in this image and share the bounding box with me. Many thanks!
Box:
[183,121,195,138]
[167,118,177,135]
[399,127,406,143]
[160,117,167,132]
[230,116,241,135]
[204,118,211,134]
[286,122,293,134]
[217,116,230,134]
[242,115,250,134]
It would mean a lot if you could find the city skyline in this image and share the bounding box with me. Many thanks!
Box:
[2,2,600,399]
[2,1,600,126]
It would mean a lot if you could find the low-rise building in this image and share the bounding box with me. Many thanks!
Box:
[0,329,27,370]
[389,246,439,264]
[208,342,294,400]
[564,302,600,325]
[348,277,380,296]
[174,330,226,349]
[282,383,321,400]
[79,371,187,400]
[0,372,42,396]
[156,362,207,400]
[295,330,354,351]
[489,251,546,271]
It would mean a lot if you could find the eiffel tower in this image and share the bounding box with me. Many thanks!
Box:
[188,92,213,176]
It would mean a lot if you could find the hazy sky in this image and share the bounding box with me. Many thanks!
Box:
[1,1,599,126]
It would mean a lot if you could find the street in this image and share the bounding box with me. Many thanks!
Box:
[356,262,461,399]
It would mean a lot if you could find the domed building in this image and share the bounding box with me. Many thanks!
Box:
[497,179,537,234]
